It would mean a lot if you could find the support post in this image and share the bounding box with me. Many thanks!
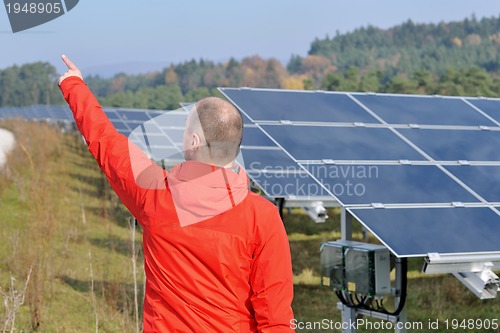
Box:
[340,208,352,241]
[394,257,407,333]
[341,304,357,333]
[340,208,356,332]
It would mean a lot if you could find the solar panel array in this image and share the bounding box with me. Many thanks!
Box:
[3,92,500,258]
[0,104,187,166]
[0,104,73,121]
[219,88,500,258]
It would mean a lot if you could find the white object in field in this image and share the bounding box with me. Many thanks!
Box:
[0,128,15,168]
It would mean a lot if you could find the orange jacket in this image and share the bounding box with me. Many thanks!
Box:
[60,77,295,332]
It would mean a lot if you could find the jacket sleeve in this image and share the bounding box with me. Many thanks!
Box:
[250,206,295,332]
[59,77,166,221]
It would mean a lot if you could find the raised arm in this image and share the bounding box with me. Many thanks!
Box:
[58,55,165,222]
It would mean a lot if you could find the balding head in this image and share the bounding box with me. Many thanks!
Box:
[184,97,243,166]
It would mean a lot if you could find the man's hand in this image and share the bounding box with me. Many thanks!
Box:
[58,55,83,85]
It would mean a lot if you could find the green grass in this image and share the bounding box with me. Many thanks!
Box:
[0,120,499,332]
[0,120,142,332]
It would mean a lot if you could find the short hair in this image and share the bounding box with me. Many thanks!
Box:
[194,97,243,164]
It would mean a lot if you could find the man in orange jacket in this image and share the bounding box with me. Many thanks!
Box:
[58,55,295,332]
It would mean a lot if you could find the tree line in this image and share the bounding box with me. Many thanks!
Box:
[2,15,500,108]
[303,15,500,76]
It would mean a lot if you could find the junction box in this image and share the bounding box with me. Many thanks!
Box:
[320,240,391,296]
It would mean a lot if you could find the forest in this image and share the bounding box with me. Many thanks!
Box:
[2,15,500,109]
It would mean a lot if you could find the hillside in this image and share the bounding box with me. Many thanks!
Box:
[302,15,500,75]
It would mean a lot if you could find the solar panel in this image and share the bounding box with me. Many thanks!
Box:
[353,94,496,126]
[399,128,500,161]
[29,105,45,120]
[466,98,500,124]
[445,166,500,203]
[223,88,380,123]
[241,127,276,147]
[0,105,74,122]
[112,120,131,132]
[260,125,424,161]
[348,207,500,257]
[115,109,152,122]
[241,149,299,171]
[305,164,479,205]
[104,109,121,120]
[124,109,189,167]
[219,87,500,258]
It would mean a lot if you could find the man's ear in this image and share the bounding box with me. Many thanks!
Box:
[191,133,201,149]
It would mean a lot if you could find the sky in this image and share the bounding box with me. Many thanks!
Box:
[1,0,500,76]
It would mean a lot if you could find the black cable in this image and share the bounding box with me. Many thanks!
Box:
[381,258,408,316]
[354,294,362,305]
[348,293,358,307]
[336,290,351,307]
[354,294,367,309]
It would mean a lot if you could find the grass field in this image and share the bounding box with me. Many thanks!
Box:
[0,120,499,332]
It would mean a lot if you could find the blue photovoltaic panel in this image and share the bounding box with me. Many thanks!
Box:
[104,109,121,120]
[29,105,43,119]
[129,119,184,165]
[399,128,500,161]
[49,105,72,120]
[116,110,152,122]
[261,125,424,161]
[156,114,187,128]
[350,207,500,257]
[241,113,253,125]
[466,98,500,124]
[161,129,184,144]
[147,110,166,118]
[141,121,163,135]
[221,88,380,123]
[242,127,276,147]
[241,149,299,171]
[446,166,500,203]
[353,94,497,126]
[305,164,479,205]
[139,134,172,147]
[111,120,130,131]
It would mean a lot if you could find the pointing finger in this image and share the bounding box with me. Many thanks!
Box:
[61,55,78,71]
